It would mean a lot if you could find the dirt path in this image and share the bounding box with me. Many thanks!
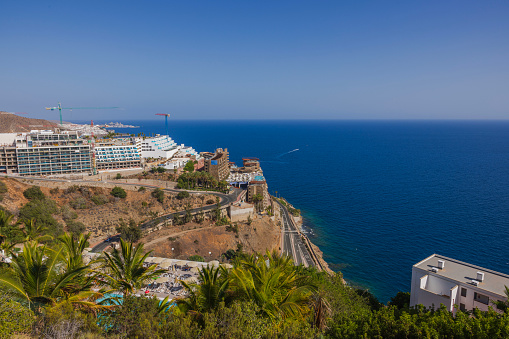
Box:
[143,225,217,248]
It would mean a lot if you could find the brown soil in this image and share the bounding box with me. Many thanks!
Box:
[143,215,281,261]
[0,112,58,133]
[0,178,216,244]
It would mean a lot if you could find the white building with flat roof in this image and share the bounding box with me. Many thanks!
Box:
[410,254,509,314]
[135,135,179,159]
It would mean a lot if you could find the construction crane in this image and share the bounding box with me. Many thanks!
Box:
[155,113,170,135]
[90,120,97,175]
[45,102,119,125]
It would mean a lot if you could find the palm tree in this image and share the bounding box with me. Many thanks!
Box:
[21,218,53,243]
[0,238,94,310]
[178,265,230,315]
[252,194,263,212]
[98,238,165,296]
[229,251,316,321]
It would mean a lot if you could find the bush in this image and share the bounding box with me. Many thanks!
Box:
[49,187,59,195]
[115,173,122,179]
[23,186,45,200]
[116,218,142,242]
[111,186,127,199]
[152,188,165,203]
[206,199,215,205]
[91,194,110,205]
[65,185,80,194]
[138,186,146,192]
[188,255,204,262]
[67,220,86,236]
[61,205,78,221]
[69,197,89,209]
[150,167,166,174]
[0,180,7,194]
[19,198,63,238]
[176,191,190,200]
[0,293,34,338]
[183,161,195,173]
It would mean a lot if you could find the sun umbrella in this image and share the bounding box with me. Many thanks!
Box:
[190,267,200,273]
[221,263,233,269]
[208,260,220,267]
[186,261,199,267]
[145,257,156,263]
[174,260,186,266]
[160,262,172,269]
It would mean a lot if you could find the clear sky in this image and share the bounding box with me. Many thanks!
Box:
[1,1,508,120]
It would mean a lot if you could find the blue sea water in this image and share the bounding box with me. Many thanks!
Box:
[81,119,509,302]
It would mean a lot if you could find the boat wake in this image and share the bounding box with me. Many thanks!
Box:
[277,148,299,158]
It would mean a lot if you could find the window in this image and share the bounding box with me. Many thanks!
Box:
[474,292,489,305]
[460,303,466,312]
[461,288,467,297]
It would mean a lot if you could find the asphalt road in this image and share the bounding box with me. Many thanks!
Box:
[4,174,242,253]
[277,200,315,267]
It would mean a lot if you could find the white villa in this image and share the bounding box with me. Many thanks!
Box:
[410,254,509,314]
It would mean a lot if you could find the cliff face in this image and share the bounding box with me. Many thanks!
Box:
[0,112,57,133]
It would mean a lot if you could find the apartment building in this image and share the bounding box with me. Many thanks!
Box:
[94,136,142,171]
[13,131,91,176]
[410,254,509,314]
[247,178,270,211]
[204,148,230,181]
[136,135,179,159]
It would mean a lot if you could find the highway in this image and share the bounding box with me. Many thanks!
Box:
[277,200,315,267]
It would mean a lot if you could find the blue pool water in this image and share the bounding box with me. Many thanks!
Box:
[79,119,509,302]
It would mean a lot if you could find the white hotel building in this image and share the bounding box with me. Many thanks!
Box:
[135,135,199,160]
[410,254,509,314]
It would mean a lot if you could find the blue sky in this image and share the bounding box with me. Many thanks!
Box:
[1,1,508,120]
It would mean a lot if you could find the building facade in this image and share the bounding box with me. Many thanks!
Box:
[94,144,141,171]
[410,254,509,314]
[136,135,179,159]
[204,148,230,181]
[15,131,92,176]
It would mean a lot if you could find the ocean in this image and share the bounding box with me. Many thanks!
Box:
[79,119,509,302]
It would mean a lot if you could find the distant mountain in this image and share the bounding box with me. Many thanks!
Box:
[0,112,58,133]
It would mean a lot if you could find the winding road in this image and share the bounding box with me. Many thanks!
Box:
[4,174,242,253]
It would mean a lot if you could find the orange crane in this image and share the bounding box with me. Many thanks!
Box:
[45,102,119,125]
[155,113,170,135]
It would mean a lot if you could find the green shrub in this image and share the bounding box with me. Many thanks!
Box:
[188,255,204,262]
[67,220,86,236]
[152,188,165,203]
[23,186,45,200]
[69,197,89,209]
[91,194,110,205]
[206,199,215,205]
[111,186,127,199]
[19,198,62,238]
[61,205,78,221]
[138,186,146,192]
[49,187,59,195]
[0,293,34,338]
[0,180,7,194]
[64,185,80,194]
[176,191,190,200]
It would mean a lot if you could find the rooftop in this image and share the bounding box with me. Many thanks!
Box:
[414,254,509,296]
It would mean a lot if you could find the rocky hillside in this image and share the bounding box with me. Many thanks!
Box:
[0,111,58,133]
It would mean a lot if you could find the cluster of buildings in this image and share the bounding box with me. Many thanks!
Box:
[410,254,509,314]
[0,130,199,176]
[0,127,272,214]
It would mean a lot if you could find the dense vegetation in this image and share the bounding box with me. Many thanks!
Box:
[177,171,229,192]
[2,185,509,337]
